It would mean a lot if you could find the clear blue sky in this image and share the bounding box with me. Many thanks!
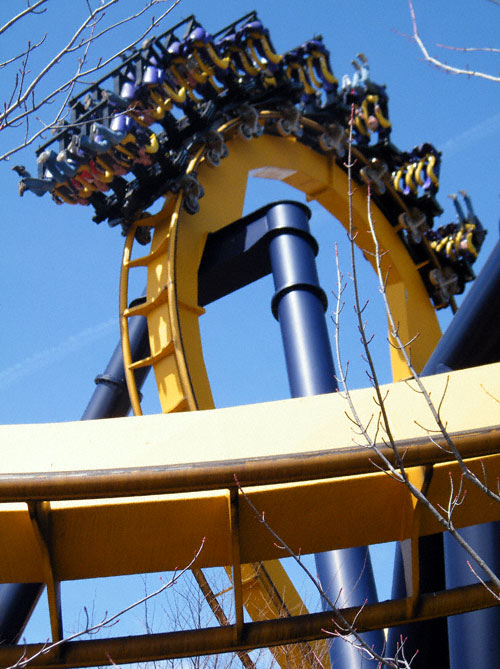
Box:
[0,0,498,658]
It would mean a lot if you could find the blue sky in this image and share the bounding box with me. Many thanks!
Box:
[1,0,499,423]
[1,0,499,657]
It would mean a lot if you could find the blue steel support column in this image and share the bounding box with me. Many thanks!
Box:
[387,536,449,667]
[388,239,500,667]
[423,239,500,669]
[0,585,43,646]
[444,524,500,668]
[266,202,384,667]
[81,302,151,419]
[0,307,151,644]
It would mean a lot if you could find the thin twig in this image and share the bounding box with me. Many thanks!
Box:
[8,538,205,669]
[364,179,500,591]
[235,476,409,667]
[0,0,48,37]
[407,0,500,82]
[0,0,183,161]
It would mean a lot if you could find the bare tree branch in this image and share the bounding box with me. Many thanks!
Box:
[7,538,205,669]
[0,35,47,70]
[330,104,500,601]
[0,0,183,161]
[436,43,500,54]
[0,0,48,37]
[407,0,500,82]
[362,181,500,592]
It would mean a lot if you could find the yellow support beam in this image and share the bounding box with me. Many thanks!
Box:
[0,362,499,584]
[1,580,498,669]
[115,113,446,666]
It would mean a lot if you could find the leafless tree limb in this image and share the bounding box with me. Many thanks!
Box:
[407,0,500,83]
[235,476,411,668]
[8,538,205,669]
[368,183,500,504]
[362,180,500,592]
[0,35,48,70]
[0,1,48,37]
[436,43,500,55]
[331,104,500,600]
[0,0,182,161]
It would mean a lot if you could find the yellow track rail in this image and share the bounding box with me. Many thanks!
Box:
[120,112,443,416]
[118,109,444,668]
[119,118,336,667]
[1,363,500,667]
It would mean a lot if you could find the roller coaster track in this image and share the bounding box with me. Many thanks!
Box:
[2,364,500,667]
[8,11,495,669]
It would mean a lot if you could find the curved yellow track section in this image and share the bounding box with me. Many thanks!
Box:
[117,114,445,668]
[120,116,442,415]
[1,363,500,669]
[118,110,444,669]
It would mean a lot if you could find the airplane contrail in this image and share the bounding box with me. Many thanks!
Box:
[440,112,500,159]
[0,318,116,390]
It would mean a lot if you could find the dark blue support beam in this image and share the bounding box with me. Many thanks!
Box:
[266,202,384,667]
[423,239,500,374]
[266,203,334,397]
[444,524,500,668]
[0,307,151,645]
[387,536,449,667]
[424,239,500,669]
[0,584,44,646]
[199,200,384,665]
[81,300,151,419]
[388,239,500,667]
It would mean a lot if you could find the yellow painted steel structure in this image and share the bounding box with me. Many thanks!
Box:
[120,128,443,419]
[8,15,493,667]
[116,120,446,667]
[3,111,495,668]
[1,363,500,667]
[3,361,500,579]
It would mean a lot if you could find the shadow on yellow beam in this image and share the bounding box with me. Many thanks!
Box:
[0,362,499,582]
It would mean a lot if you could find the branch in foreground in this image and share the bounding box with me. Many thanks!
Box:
[363,183,500,593]
[0,0,182,161]
[8,538,205,669]
[333,103,500,615]
[0,1,48,37]
[234,476,411,668]
[407,0,500,83]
